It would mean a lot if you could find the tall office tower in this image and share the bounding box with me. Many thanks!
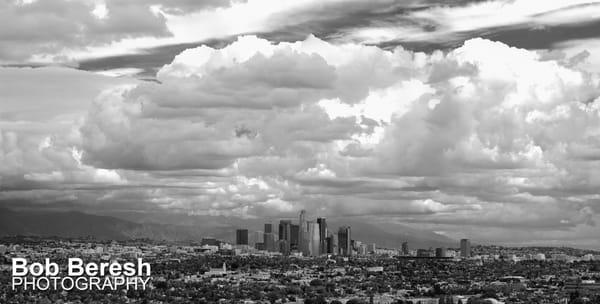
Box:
[331,233,338,255]
[278,239,290,255]
[264,223,272,233]
[268,235,277,251]
[338,226,352,256]
[358,243,368,255]
[251,231,264,247]
[236,229,249,245]
[299,210,308,255]
[264,223,276,252]
[326,236,333,254]
[278,220,291,240]
[435,247,447,258]
[401,242,409,255]
[317,218,327,255]
[460,239,471,258]
[307,221,320,256]
[290,224,299,251]
[278,220,291,255]
[367,243,376,254]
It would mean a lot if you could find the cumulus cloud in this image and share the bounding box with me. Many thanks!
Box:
[362,39,599,175]
[0,67,134,195]
[78,35,412,170]
[3,34,600,246]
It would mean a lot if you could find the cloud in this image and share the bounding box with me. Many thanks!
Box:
[78,35,412,170]
[5,0,600,82]
[340,0,600,50]
[0,66,135,193]
[0,66,134,121]
[362,38,599,177]
[138,0,246,15]
[9,0,595,83]
[0,0,244,63]
[3,35,600,247]
[0,0,168,62]
[554,38,600,73]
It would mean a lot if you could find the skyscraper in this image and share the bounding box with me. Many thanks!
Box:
[367,243,376,254]
[290,224,299,251]
[299,210,308,255]
[460,239,471,258]
[338,226,352,256]
[278,220,291,255]
[358,243,368,255]
[317,217,327,255]
[236,229,248,245]
[264,223,276,252]
[307,221,320,256]
[278,220,291,240]
[402,242,409,256]
[251,230,263,247]
[435,247,447,258]
[330,233,338,255]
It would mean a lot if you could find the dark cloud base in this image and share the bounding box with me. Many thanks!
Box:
[76,13,600,79]
[77,39,236,78]
[377,19,600,52]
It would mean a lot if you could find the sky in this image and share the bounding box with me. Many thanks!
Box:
[1,0,600,248]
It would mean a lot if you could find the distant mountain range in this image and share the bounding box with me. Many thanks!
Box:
[0,207,457,249]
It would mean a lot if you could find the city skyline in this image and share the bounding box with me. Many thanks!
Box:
[241,210,353,256]
[2,0,600,250]
[3,235,599,303]
[233,209,469,258]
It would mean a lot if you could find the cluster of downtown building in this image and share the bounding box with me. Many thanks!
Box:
[231,210,473,258]
[234,210,352,257]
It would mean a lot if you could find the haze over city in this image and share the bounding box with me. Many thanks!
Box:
[1,0,600,249]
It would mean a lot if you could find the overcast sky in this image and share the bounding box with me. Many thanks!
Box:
[1,0,600,248]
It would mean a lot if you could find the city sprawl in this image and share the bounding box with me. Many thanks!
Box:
[1,210,599,304]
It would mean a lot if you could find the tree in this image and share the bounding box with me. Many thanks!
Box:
[267,291,280,304]
[305,297,327,304]
[570,298,590,304]
[347,298,367,304]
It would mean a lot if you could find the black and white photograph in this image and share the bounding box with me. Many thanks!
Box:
[1,0,600,303]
